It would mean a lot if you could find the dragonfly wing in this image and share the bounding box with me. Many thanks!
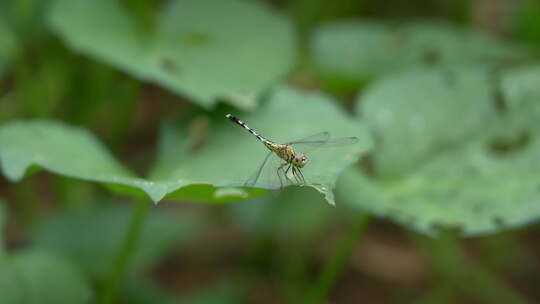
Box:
[244,151,274,188]
[316,136,360,147]
[286,132,330,146]
[288,131,359,149]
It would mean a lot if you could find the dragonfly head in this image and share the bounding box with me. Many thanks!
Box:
[292,152,308,168]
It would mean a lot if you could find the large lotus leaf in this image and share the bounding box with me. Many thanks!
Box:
[0,87,371,205]
[340,66,540,236]
[358,67,495,177]
[47,0,296,109]
[30,204,201,279]
[311,20,522,79]
[0,252,91,304]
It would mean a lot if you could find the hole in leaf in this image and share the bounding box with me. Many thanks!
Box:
[488,131,530,155]
[182,32,212,47]
[160,57,180,74]
[422,48,440,65]
[492,216,505,228]
[487,66,507,113]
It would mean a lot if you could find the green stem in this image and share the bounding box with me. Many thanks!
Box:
[101,198,150,304]
[308,213,369,303]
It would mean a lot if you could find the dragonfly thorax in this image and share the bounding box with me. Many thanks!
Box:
[270,144,307,168]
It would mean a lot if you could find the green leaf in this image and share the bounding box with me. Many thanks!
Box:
[341,67,540,236]
[0,87,370,204]
[0,252,92,304]
[150,87,371,205]
[311,21,523,80]
[359,67,495,177]
[31,204,201,279]
[0,119,162,198]
[500,64,540,132]
[47,0,296,109]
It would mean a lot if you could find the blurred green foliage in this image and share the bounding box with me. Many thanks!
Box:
[30,204,201,280]
[1,0,540,303]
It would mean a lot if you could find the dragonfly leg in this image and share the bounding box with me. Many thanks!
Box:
[297,168,306,184]
[276,162,289,189]
[284,163,294,181]
[293,167,303,184]
[291,167,297,184]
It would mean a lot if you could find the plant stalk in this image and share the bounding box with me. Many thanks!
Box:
[101,198,150,304]
[308,213,369,303]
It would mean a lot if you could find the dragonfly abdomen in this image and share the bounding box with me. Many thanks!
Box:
[226,114,271,145]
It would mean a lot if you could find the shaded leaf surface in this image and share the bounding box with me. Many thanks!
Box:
[230,187,340,239]
[341,66,540,236]
[48,0,295,109]
[0,252,92,304]
[311,21,522,80]
[31,204,201,279]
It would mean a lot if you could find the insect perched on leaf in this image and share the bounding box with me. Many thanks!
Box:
[226,114,359,189]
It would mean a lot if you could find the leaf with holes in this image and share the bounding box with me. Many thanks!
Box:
[47,0,296,109]
[339,66,540,236]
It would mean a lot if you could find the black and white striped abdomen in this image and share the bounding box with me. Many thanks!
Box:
[226,114,269,144]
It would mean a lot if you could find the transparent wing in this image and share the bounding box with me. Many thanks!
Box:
[244,151,274,188]
[286,132,330,146]
[287,131,359,148]
[244,152,301,190]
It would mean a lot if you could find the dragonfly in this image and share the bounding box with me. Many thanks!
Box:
[226,114,359,189]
